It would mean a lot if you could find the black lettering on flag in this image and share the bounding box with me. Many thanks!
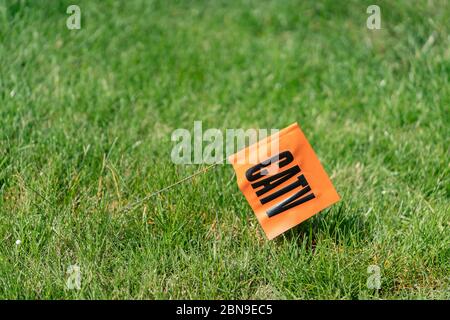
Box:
[252,165,301,197]
[244,150,316,218]
[266,186,316,217]
[260,174,309,205]
[245,151,294,182]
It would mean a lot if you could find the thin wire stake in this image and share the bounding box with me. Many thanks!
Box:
[123,162,222,212]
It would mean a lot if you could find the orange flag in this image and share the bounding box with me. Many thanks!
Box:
[229,123,340,240]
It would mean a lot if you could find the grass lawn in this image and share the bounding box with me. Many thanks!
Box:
[0,0,449,299]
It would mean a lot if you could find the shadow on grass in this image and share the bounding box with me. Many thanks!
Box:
[278,202,372,249]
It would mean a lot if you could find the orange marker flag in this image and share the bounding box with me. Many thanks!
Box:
[229,123,340,240]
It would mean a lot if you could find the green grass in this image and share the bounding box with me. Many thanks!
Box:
[0,0,449,299]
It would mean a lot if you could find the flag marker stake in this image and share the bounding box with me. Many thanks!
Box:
[123,162,222,212]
